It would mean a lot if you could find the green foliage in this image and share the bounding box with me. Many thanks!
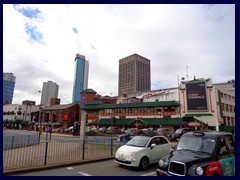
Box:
[86,130,107,136]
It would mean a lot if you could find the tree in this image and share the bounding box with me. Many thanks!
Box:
[227,79,235,83]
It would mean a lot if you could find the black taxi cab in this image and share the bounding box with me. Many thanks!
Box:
[156,131,235,176]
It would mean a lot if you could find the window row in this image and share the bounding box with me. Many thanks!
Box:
[102,107,176,114]
[221,103,235,113]
[220,93,235,102]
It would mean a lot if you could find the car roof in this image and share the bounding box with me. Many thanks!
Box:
[183,131,232,139]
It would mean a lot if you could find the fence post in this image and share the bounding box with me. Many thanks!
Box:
[44,141,49,165]
[27,135,30,145]
[11,136,15,149]
[110,138,113,156]
[82,139,85,160]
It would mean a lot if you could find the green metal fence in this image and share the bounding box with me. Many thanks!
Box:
[3,136,122,172]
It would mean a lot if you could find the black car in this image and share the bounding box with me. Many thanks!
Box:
[156,131,235,176]
[168,128,194,142]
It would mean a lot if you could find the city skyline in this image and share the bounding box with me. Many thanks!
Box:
[3,4,235,105]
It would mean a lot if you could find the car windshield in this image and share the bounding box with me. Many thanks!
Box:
[177,136,216,154]
[126,136,151,147]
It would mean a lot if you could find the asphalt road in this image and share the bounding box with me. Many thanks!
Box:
[12,159,158,176]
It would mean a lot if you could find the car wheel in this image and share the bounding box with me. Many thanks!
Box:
[139,157,149,170]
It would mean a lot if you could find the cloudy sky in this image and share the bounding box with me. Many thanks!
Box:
[3,4,235,105]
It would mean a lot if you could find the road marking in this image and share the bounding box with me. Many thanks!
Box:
[66,167,74,170]
[78,171,93,176]
[141,171,156,176]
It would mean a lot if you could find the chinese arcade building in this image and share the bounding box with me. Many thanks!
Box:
[83,101,208,130]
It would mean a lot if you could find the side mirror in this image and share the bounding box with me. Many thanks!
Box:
[171,145,177,150]
[151,143,157,149]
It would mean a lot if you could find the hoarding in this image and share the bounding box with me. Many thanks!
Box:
[186,81,208,111]
[62,113,69,121]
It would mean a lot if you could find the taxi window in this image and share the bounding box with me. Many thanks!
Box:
[218,138,227,154]
[225,136,235,153]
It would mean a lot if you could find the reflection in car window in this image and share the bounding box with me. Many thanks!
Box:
[175,129,182,134]
[126,136,151,147]
[177,136,216,154]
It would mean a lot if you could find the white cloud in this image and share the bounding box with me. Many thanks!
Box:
[3,4,235,105]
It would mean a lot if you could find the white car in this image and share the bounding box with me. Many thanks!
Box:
[115,135,173,170]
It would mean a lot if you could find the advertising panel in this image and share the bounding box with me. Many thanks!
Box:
[62,113,69,121]
[186,81,208,111]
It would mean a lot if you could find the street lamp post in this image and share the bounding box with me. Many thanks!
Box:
[178,75,185,128]
[157,107,162,128]
[38,106,42,143]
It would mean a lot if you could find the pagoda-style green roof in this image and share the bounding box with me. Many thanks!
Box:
[82,101,180,111]
[81,89,97,94]
[85,100,104,106]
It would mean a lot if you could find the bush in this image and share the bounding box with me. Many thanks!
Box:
[86,130,107,136]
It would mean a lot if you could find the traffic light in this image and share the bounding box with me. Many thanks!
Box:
[86,114,88,125]
[34,111,39,122]
[52,112,57,122]
[44,113,49,122]
[30,112,34,121]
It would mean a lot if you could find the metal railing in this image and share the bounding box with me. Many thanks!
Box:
[3,135,123,171]
[3,134,39,150]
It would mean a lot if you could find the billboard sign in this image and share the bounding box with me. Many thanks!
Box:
[186,82,208,111]
[62,113,69,121]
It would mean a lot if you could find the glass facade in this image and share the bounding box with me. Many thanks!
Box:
[3,80,15,104]
[72,54,89,103]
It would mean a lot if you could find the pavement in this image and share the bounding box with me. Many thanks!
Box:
[4,156,115,176]
[3,130,116,176]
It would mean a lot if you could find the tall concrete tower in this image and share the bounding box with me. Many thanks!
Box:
[118,53,151,96]
[40,81,59,107]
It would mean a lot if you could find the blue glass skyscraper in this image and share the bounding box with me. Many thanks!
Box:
[3,73,16,104]
[72,54,89,103]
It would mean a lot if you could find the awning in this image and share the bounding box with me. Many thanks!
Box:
[183,115,208,126]
[88,118,135,126]
[184,113,213,117]
[144,118,186,126]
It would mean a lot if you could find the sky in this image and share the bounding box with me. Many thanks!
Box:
[3,4,235,105]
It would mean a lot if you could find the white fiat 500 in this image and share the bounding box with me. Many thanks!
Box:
[115,135,173,170]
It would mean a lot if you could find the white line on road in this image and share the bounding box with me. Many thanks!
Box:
[78,171,93,176]
[66,167,74,170]
[141,171,156,176]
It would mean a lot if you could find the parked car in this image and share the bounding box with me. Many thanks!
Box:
[156,131,235,176]
[118,129,139,142]
[140,128,158,136]
[115,135,174,170]
[124,128,138,134]
[168,128,194,142]
[65,126,73,133]
[106,127,123,134]
[156,128,174,138]
[98,127,107,133]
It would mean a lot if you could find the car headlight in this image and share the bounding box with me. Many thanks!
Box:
[196,166,203,175]
[158,159,165,167]
[131,152,137,159]
[126,152,137,161]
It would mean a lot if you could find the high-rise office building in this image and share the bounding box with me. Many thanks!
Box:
[72,53,89,103]
[3,73,16,104]
[40,81,59,107]
[118,53,151,96]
